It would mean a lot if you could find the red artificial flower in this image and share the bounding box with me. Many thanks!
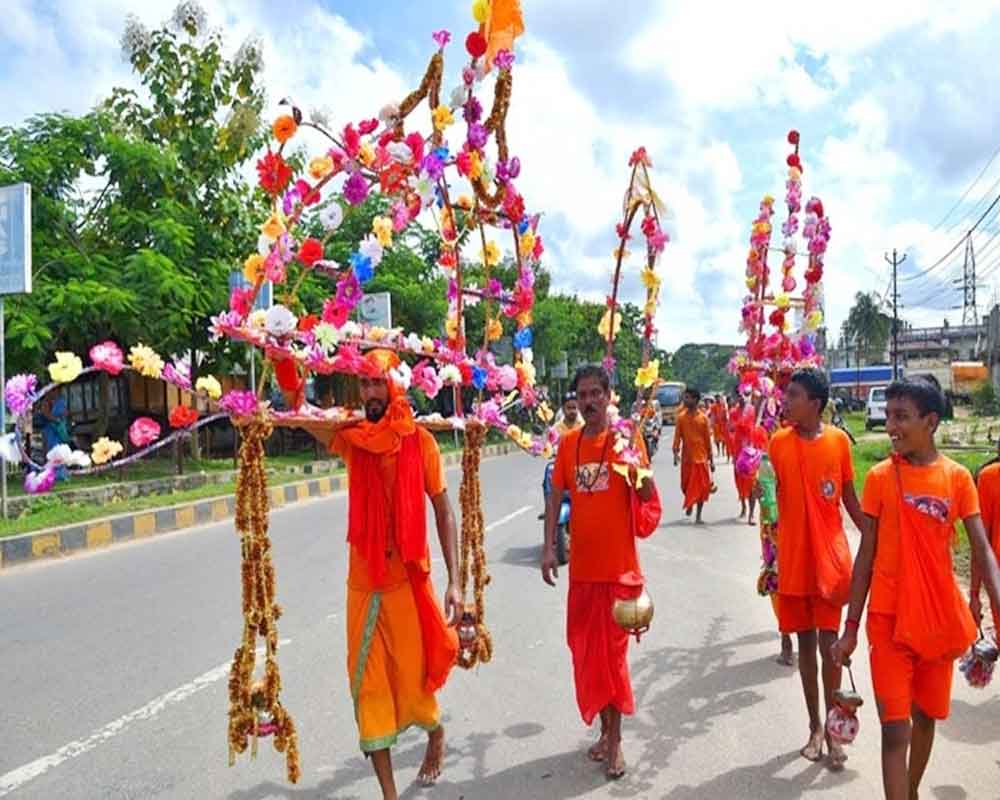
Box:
[458,362,473,385]
[295,179,320,206]
[298,238,324,267]
[322,297,349,327]
[641,215,658,237]
[466,32,487,58]
[532,236,544,260]
[342,123,361,157]
[787,129,800,145]
[379,163,408,195]
[615,221,631,241]
[787,153,801,169]
[438,247,457,270]
[504,191,525,223]
[629,147,651,167]
[378,130,396,148]
[358,118,379,135]
[455,150,472,177]
[769,309,786,328]
[257,151,293,196]
[169,405,200,429]
[404,132,425,165]
[298,314,319,332]
[273,357,303,393]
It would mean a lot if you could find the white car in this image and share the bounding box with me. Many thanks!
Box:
[865,386,888,430]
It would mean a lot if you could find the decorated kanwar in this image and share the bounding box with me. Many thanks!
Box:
[542,149,665,781]
[672,387,715,523]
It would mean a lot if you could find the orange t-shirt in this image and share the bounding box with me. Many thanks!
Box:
[673,409,712,464]
[978,462,1000,558]
[863,455,979,615]
[332,427,446,592]
[769,425,854,596]
[552,428,643,583]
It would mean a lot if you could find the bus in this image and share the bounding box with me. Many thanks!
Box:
[656,381,686,425]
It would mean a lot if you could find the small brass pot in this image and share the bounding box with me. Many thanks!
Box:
[612,589,654,640]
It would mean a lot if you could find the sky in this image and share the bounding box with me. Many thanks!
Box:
[5,0,1000,351]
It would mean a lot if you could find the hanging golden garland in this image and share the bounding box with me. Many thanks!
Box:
[456,422,492,668]
[227,417,301,783]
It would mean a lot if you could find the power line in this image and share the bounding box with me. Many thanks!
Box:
[900,193,1000,283]
[929,141,1000,234]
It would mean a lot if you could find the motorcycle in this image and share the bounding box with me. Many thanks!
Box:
[643,429,660,460]
[542,459,571,566]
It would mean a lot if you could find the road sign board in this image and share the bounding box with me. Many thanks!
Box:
[0,183,31,295]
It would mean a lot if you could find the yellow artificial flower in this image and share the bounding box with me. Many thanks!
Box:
[762,194,775,206]
[640,266,661,291]
[806,310,824,331]
[635,359,660,389]
[613,246,630,261]
[506,425,522,441]
[482,240,501,267]
[468,150,483,181]
[445,316,460,340]
[518,431,533,450]
[643,298,657,317]
[432,105,454,132]
[48,352,83,384]
[752,221,771,236]
[368,326,388,342]
[775,293,791,310]
[746,277,757,290]
[243,254,265,283]
[538,402,554,424]
[195,376,222,400]
[260,211,286,241]
[91,436,124,466]
[516,309,533,328]
[249,310,267,329]
[519,230,535,254]
[517,361,536,387]
[486,318,503,342]
[128,344,164,379]
[372,216,393,248]
[358,141,376,167]
[598,308,622,340]
[472,0,491,24]
[541,443,553,460]
[421,336,436,353]
[309,155,334,180]
[457,195,474,210]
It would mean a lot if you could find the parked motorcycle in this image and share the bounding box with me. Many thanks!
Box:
[542,459,571,566]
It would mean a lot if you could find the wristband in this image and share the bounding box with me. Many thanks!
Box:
[844,618,860,632]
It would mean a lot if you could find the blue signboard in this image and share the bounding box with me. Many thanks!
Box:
[0,183,31,295]
[830,365,894,386]
[228,272,272,311]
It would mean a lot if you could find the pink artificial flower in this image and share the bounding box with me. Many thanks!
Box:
[412,361,443,399]
[5,374,37,417]
[129,417,161,448]
[264,250,287,284]
[162,362,192,391]
[476,398,506,428]
[220,390,259,417]
[494,49,515,70]
[90,341,124,375]
[322,297,349,328]
[496,365,518,392]
[341,123,361,158]
[25,467,56,495]
[230,287,254,318]
[332,344,365,374]
[432,29,451,49]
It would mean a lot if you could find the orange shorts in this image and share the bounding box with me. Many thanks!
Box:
[867,613,953,723]
[777,594,841,634]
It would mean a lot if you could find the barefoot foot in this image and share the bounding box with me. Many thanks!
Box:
[800,729,824,762]
[605,740,626,780]
[587,733,608,762]
[826,737,848,771]
[417,726,445,786]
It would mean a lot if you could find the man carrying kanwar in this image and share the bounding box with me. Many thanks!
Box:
[673,387,715,524]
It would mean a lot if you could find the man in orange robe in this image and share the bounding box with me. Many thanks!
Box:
[710,395,728,460]
[974,447,1000,633]
[543,365,658,781]
[834,378,1000,800]
[673,387,715,524]
[770,368,866,770]
[297,350,460,800]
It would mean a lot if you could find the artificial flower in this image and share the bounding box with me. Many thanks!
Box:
[89,341,124,375]
[343,171,369,205]
[412,362,444,398]
[195,376,222,400]
[466,31,487,58]
[433,105,455,132]
[129,417,161,448]
[440,364,462,385]
[129,344,164,379]
[597,308,622,341]
[260,212,287,241]
[389,361,412,391]
[24,468,56,495]
[46,443,90,468]
[243,254,265,283]
[359,235,384,268]
[265,305,298,337]
[372,216,393,248]
[5,374,37,416]
[445,315,460,341]
[0,433,19,463]
[220,390,259,417]
[486,318,503,342]
[169,405,199,429]
[432,29,451,49]
[351,252,374,283]
[48,352,83,384]
[320,202,344,231]
[313,322,341,351]
[162,361,191,390]
[495,49,515,71]
[91,436,124,465]
[635,359,661,389]
[482,240,501,267]
[256,151,293,195]
[513,327,533,350]
[272,115,298,144]
[336,272,363,312]
[358,141,376,168]
[308,155,334,180]
[298,238,324,267]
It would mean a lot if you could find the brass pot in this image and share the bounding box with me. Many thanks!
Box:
[612,589,654,638]
[833,688,864,710]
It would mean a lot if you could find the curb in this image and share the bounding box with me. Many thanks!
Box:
[0,443,515,570]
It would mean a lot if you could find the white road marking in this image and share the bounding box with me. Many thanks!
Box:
[0,639,290,797]
[484,505,533,532]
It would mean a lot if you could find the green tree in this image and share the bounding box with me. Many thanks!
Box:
[841,291,891,365]
[671,343,738,394]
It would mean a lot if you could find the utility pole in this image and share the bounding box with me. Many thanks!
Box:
[885,248,906,379]
[957,233,978,327]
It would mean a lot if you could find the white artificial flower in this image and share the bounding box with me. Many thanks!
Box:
[264,304,298,337]
[46,444,73,465]
[378,103,400,124]
[0,433,20,464]
[387,141,414,165]
[313,322,341,351]
[66,450,92,468]
[359,235,384,268]
[415,172,436,207]
[440,365,462,385]
[340,321,362,339]
[389,362,412,391]
[320,203,344,231]
[450,85,467,108]
[521,348,534,365]
[403,333,423,353]
[257,234,273,257]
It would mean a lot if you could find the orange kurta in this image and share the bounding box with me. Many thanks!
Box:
[673,409,713,510]
[862,455,980,721]
[553,428,647,723]
[769,426,854,627]
[333,428,453,752]
[977,462,1000,632]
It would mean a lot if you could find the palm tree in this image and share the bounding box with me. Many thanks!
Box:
[841,292,892,365]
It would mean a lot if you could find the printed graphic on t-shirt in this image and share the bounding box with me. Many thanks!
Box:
[820,479,836,499]
[576,462,610,493]
[904,493,950,523]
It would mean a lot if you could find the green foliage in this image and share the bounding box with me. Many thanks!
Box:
[841,291,891,364]
[972,380,1000,417]
[670,343,738,394]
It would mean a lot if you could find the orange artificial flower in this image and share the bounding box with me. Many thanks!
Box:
[272,115,298,145]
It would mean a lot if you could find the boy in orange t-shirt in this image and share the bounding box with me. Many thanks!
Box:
[833,379,1000,800]
[973,446,1000,634]
[769,368,866,769]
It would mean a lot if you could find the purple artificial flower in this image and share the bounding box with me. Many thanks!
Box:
[463,96,482,124]
[24,467,56,495]
[447,279,459,304]
[220,390,259,417]
[496,156,521,184]
[335,271,363,312]
[462,66,476,86]
[282,184,301,216]
[488,278,503,298]
[5,374,37,417]
[432,29,451,49]
[420,153,445,180]
[467,123,489,150]
[162,362,192,391]
[602,355,617,374]
[494,49,515,70]
[343,171,369,206]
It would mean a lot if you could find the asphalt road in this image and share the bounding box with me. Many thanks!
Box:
[2,438,999,799]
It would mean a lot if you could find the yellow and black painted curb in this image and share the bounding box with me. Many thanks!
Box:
[0,442,515,570]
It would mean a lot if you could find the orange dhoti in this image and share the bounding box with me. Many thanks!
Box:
[567,582,635,725]
[347,577,443,752]
[681,461,712,511]
[735,469,755,501]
